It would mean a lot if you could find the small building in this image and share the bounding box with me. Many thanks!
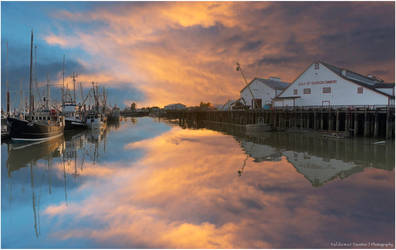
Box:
[240,77,289,109]
[219,99,248,111]
[273,61,395,107]
[164,103,186,110]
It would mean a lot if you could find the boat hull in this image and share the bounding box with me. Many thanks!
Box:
[7,117,64,141]
[65,118,87,130]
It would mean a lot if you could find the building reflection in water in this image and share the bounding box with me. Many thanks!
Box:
[185,120,395,186]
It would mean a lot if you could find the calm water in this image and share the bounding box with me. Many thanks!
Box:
[1,117,395,248]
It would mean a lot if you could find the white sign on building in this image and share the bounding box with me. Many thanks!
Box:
[273,61,395,107]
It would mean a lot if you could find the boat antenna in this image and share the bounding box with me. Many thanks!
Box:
[29,30,34,114]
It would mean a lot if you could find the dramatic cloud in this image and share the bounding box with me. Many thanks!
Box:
[2,2,394,108]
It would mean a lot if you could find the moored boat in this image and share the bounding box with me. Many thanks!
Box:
[62,102,87,130]
[7,31,65,142]
[86,111,106,130]
[7,109,65,141]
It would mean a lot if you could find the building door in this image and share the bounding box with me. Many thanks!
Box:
[252,98,262,109]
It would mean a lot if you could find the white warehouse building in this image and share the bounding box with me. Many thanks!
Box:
[240,77,289,109]
[273,61,395,107]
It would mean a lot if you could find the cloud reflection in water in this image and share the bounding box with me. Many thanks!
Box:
[38,123,394,248]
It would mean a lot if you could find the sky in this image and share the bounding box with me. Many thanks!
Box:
[1,1,395,109]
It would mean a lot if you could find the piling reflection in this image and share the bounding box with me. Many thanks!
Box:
[1,118,394,248]
[187,120,395,186]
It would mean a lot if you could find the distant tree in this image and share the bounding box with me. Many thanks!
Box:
[199,102,211,108]
[199,102,213,110]
[131,102,136,111]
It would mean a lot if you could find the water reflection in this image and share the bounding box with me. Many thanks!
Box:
[188,121,395,186]
[1,118,394,248]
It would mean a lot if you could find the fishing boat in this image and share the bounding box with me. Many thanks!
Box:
[7,109,64,141]
[62,102,87,130]
[7,31,65,141]
[86,111,105,130]
[107,105,120,122]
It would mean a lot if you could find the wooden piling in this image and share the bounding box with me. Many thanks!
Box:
[374,112,379,138]
[364,110,370,137]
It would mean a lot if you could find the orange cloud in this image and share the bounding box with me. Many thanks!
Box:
[44,2,394,108]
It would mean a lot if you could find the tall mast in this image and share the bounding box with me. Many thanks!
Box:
[62,55,65,105]
[6,41,10,115]
[19,78,23,113]
[29,31,34,114]
[72,72,78,103]
[46,74,50,109]
[34,45,40,106]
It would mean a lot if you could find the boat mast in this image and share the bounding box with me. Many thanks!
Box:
[34,45,40,107]
[19,78,23,113]
[29,31,34,114]
[6,41,10,116]
[72,72,78,104]
[62,55,65,105]
[46,74,50,109]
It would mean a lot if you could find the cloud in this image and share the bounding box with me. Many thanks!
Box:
[3,2,394,108]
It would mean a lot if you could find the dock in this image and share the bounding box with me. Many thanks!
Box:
[163,105,395,139]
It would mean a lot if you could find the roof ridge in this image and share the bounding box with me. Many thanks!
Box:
[320,60,380,83]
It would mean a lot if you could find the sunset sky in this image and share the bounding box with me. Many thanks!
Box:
[1,1,394,108]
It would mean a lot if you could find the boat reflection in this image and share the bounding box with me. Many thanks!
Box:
[6,137,65,177]
[4,127,111,237]
[179,120,395,186]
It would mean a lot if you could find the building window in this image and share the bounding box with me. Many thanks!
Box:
[303,88,311,94]
[323,87,331,93]
[314,63,319,70]
[293,89,298,95]
[357,87,363,94]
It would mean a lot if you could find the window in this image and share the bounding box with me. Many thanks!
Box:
[357,87,363,94]
[314,63,319,70]
[293,89,298,95]
[303,88,311,94]
[323,87,331,93]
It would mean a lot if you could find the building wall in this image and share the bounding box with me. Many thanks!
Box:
[275,63,389,107]
[272,98,295,107]
[240,79,276,108]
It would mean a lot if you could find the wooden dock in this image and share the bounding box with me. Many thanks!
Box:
[163,105,395,139]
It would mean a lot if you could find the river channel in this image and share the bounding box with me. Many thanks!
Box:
[1,117,394,248]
